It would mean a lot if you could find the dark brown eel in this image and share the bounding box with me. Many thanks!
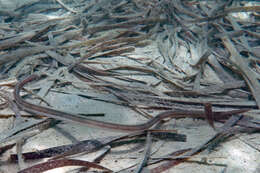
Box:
[14,74,250,132]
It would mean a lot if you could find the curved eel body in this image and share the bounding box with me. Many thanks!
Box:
[14,75,249,132]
